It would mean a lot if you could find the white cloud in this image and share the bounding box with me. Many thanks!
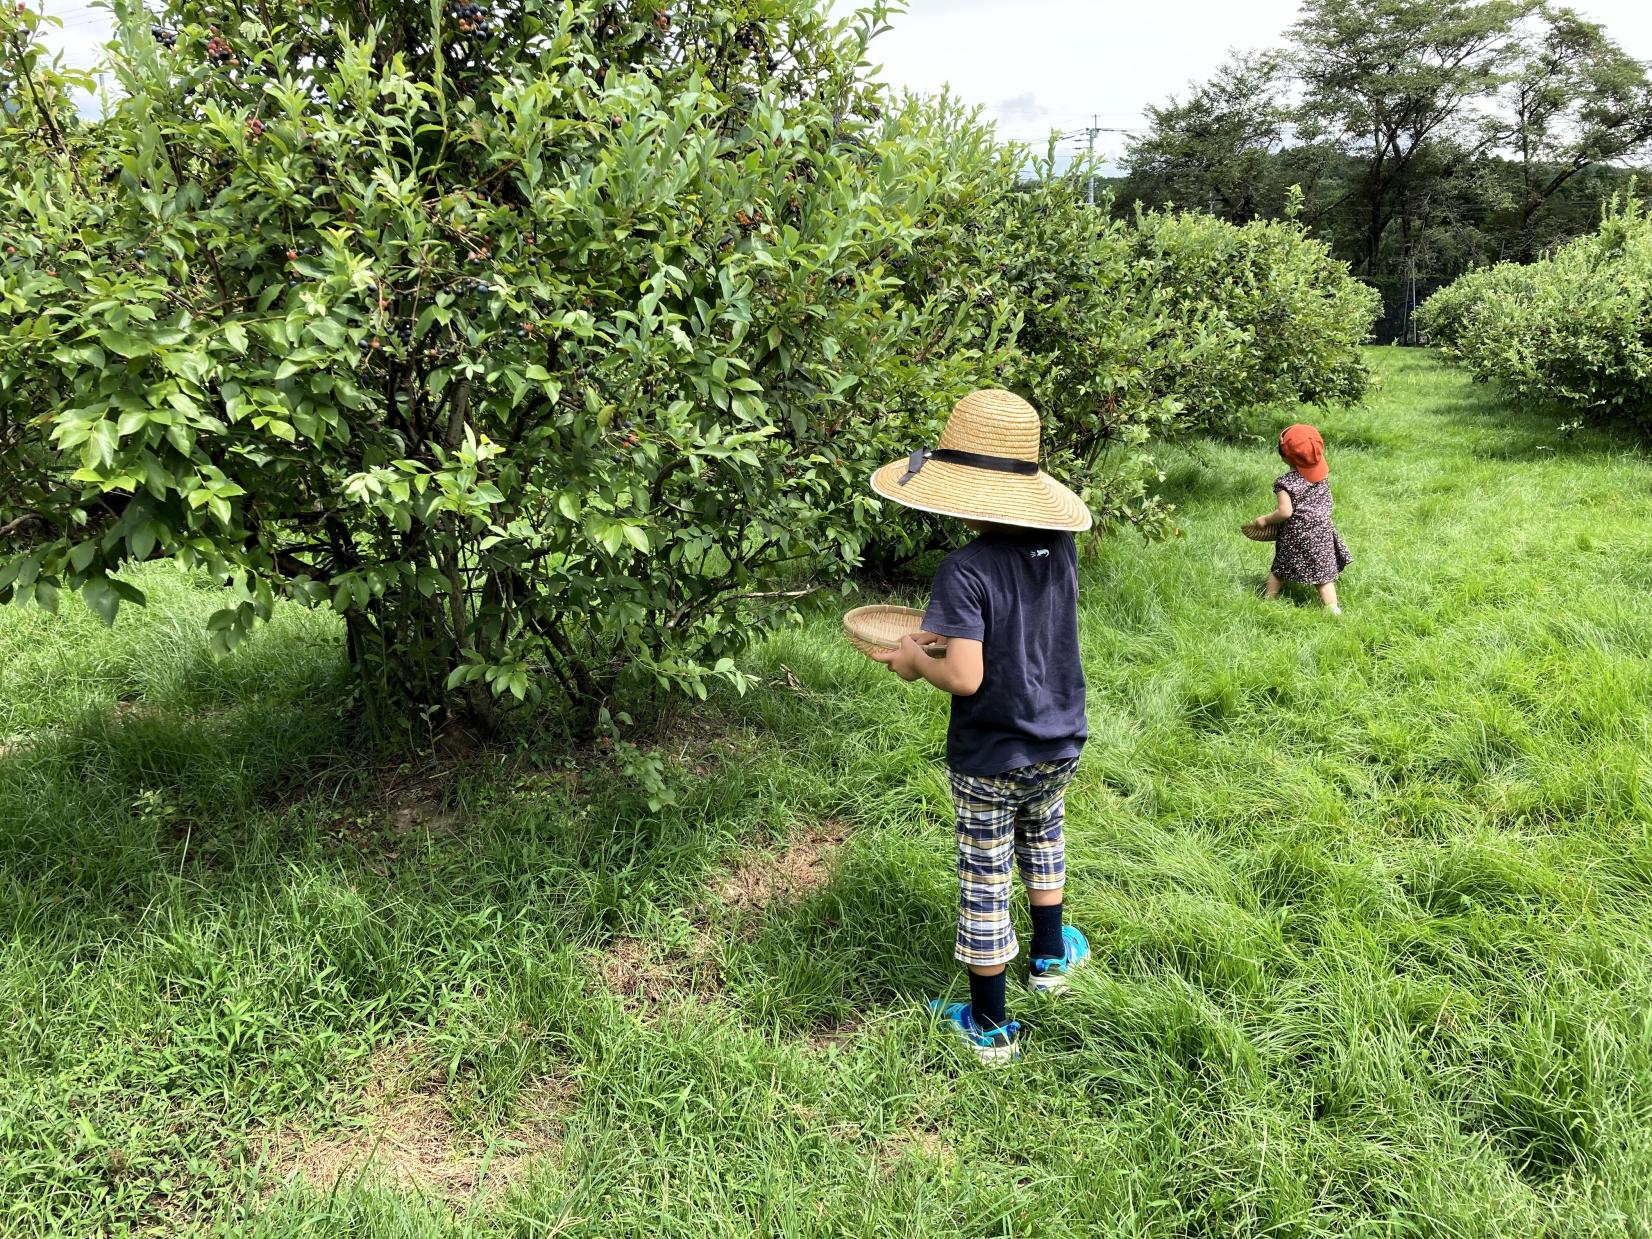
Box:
[994,92,1047,127]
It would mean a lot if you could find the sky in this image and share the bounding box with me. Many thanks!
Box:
[841,0,1652,169]
[33,0,1652,161]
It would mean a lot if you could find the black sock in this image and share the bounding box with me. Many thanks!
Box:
[1030,902,1065,962]
[969,970,1007,1031]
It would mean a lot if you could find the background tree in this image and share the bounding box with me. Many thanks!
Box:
[1289,0,1535,277]
[1120,52,1301,224]
[1487,3,1652,259]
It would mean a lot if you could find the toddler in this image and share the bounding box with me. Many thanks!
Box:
[1245,423,1351,613]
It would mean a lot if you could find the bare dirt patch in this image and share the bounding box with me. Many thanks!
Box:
[591,821,852,1013]
[259,1043,571,1204]
[655,709,761,780]
[596,937,724,1012]
[387,789,461,838]
[879,1123,957,1173]
[715,819,852,913]
[803,1016,863,1055]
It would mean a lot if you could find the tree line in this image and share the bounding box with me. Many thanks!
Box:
[1109,0,1652,288]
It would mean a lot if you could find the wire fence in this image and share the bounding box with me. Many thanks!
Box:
[1363,277,1453,346]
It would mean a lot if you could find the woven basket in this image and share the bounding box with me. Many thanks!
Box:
[1241,521,1280,543]
[843,605,946,660]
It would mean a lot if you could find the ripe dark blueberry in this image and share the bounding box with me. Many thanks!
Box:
[135,249,146,260]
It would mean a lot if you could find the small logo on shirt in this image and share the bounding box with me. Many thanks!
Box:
[1029,548,1050,559]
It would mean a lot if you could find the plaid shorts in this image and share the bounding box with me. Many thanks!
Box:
[951,756,1079,968]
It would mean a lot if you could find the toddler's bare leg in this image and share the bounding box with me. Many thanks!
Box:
[1263,574,1284,600]
[1317,581,1341,612]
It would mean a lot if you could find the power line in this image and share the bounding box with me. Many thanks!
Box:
[1074,117,1140,204]
[37,3,110,21]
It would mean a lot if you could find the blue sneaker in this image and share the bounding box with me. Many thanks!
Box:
[1028,926,1090,994]
[928,1000,1021,1065]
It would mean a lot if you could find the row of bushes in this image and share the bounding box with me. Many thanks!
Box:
[1419,195,1652,426]
[0,0,1379,737]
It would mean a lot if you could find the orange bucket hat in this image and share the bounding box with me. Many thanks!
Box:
[1279,424,1329,484]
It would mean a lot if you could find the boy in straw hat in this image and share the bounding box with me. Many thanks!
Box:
[868,389,1093,1064]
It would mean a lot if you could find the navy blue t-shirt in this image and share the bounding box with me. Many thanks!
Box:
[922,528,1087,776]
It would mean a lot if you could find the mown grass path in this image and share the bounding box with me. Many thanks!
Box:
[3,349,1651,1236]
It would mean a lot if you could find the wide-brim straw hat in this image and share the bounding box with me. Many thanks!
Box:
[870,390,1092,533]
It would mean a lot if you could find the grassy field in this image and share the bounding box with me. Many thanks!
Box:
[4,348,1652,1236]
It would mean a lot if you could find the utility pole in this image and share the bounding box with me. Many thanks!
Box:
[1403,250,1419,347]
[1086,115,1098,207]
[1070,118,1138,207]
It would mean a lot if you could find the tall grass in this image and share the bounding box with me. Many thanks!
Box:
[2,349,1650,1235]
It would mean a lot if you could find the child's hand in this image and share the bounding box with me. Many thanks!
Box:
[870,635,929,681]
[910,631,948,656]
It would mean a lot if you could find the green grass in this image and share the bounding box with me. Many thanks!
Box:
[4,348,1652,1236]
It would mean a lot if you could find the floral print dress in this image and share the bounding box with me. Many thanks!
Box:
[1272,472,1351,585]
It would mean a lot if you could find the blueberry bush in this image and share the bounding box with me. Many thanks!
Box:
[0,0,1380,736]
[1419,193,1652,428]
[863,109,1383,553]
[1127,203,1382,436]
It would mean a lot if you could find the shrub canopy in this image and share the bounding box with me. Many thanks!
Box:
[0,0,1379,736]
[1420,194,1652,426]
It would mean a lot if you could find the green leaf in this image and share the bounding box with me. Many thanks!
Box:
[308,318,346,348]
[86,421,119,470]
[100,331,151,359]
[129,523,157,561]
[81,577,120,626]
